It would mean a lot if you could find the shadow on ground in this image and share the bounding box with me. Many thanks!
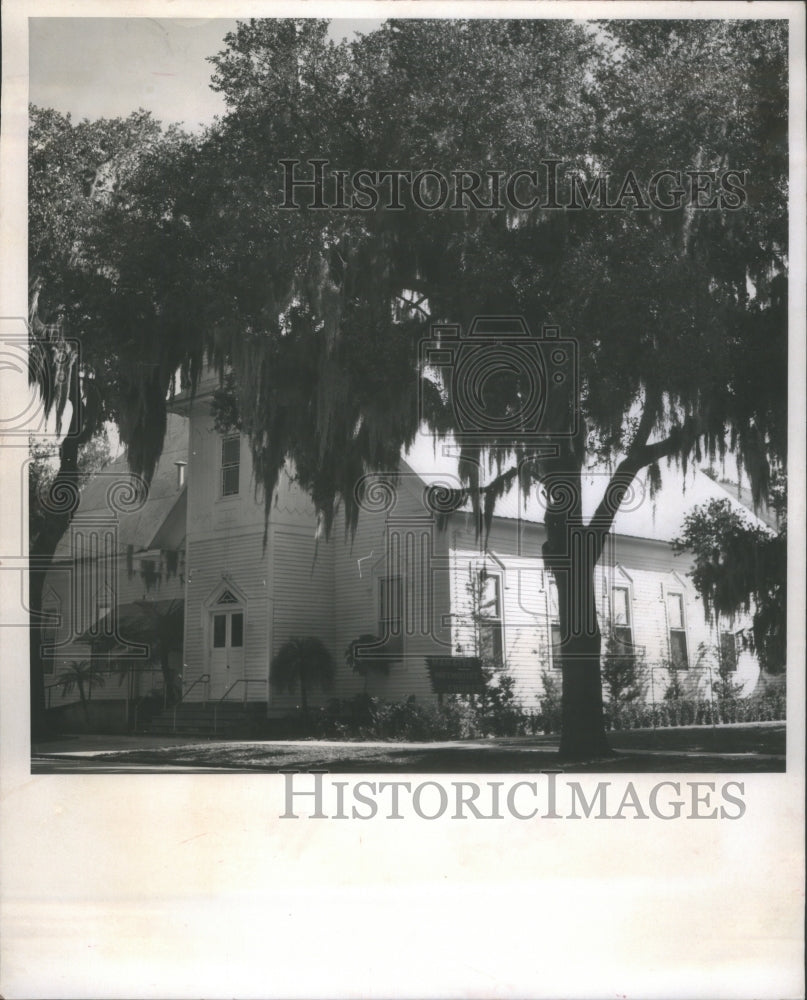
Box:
[31,723,786,773]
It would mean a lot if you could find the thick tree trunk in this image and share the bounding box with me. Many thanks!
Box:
[28,381,88,739]
[558,634,611,761]
[29,455,81,740]
[543,462,612,762]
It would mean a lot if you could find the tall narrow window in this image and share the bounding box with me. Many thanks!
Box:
[221,435,240,497]
[379,576,403,658]
[548,580,563,669]
[212,592,244,652]
[667,592,688,669]
[612,586,633,651]
[720,631,738,673]
[213,614,227,648]
[478,571,504,666]
[230,612,244,648]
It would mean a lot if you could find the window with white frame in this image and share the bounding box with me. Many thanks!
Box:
[719,630,739,673]
[667,592,688,669]
[220,435,240,497]
[611,585,633,651]
[379,575,403,658]
[212,590,244,650]
[478,571,504,666]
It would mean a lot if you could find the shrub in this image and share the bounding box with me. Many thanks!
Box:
[305,667,545,741]
[538,670,562,735]
[471,668,526,736]
[344,634,390,691]
[603,693,785,731]
[602,632,647,709]
[270,636,335,722]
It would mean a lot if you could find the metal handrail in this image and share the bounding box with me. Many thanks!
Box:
[182,673,211,705]
[216,678,245,705]
[213,679,243,735]
[212,678,268,734]
[44,678,63,711]
[171,673,211,733]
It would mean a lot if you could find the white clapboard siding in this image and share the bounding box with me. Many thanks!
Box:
[182,531,270,700]
[268,522,335,711]
[42,550,186,708]
[179,389,764,710]
[326,473,454,705]
[186,418,265,540]
[445,516,760,706]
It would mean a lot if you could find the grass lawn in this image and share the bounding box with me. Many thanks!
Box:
[32,722,786,773]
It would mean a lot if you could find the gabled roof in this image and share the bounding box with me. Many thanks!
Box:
[402,434,771,544]
[715,478,781,532]
[53,413,189,560]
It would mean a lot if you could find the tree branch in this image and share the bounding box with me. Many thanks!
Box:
[588,415,701,561]
[626,390,658,461]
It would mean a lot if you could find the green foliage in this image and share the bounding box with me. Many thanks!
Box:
[311,682,785,739]
[56,658,106,693]
[29,104,202,482]
[211,370,243,435]
[87,599,184,705]
[673,479,786,672]
[28,104,203,733]
[605,693,785,731]
[538,670,563,735]
[344,634,391,686]
[28,430,112,550]
[310,687,543,741]
[270,636,335,717]
[193,20,787,758]
[140,559,160,591]
[56,659,107,726]
[694,641,745,705]
[471,669,523,737]
[713,663,746,705]
[601,631,647,708]
[190,18,787,537]
[30,20,788,754]
[662,658,704,702]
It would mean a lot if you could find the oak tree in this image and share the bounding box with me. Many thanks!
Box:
[186,19,786,759]
[182,18,787,759]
